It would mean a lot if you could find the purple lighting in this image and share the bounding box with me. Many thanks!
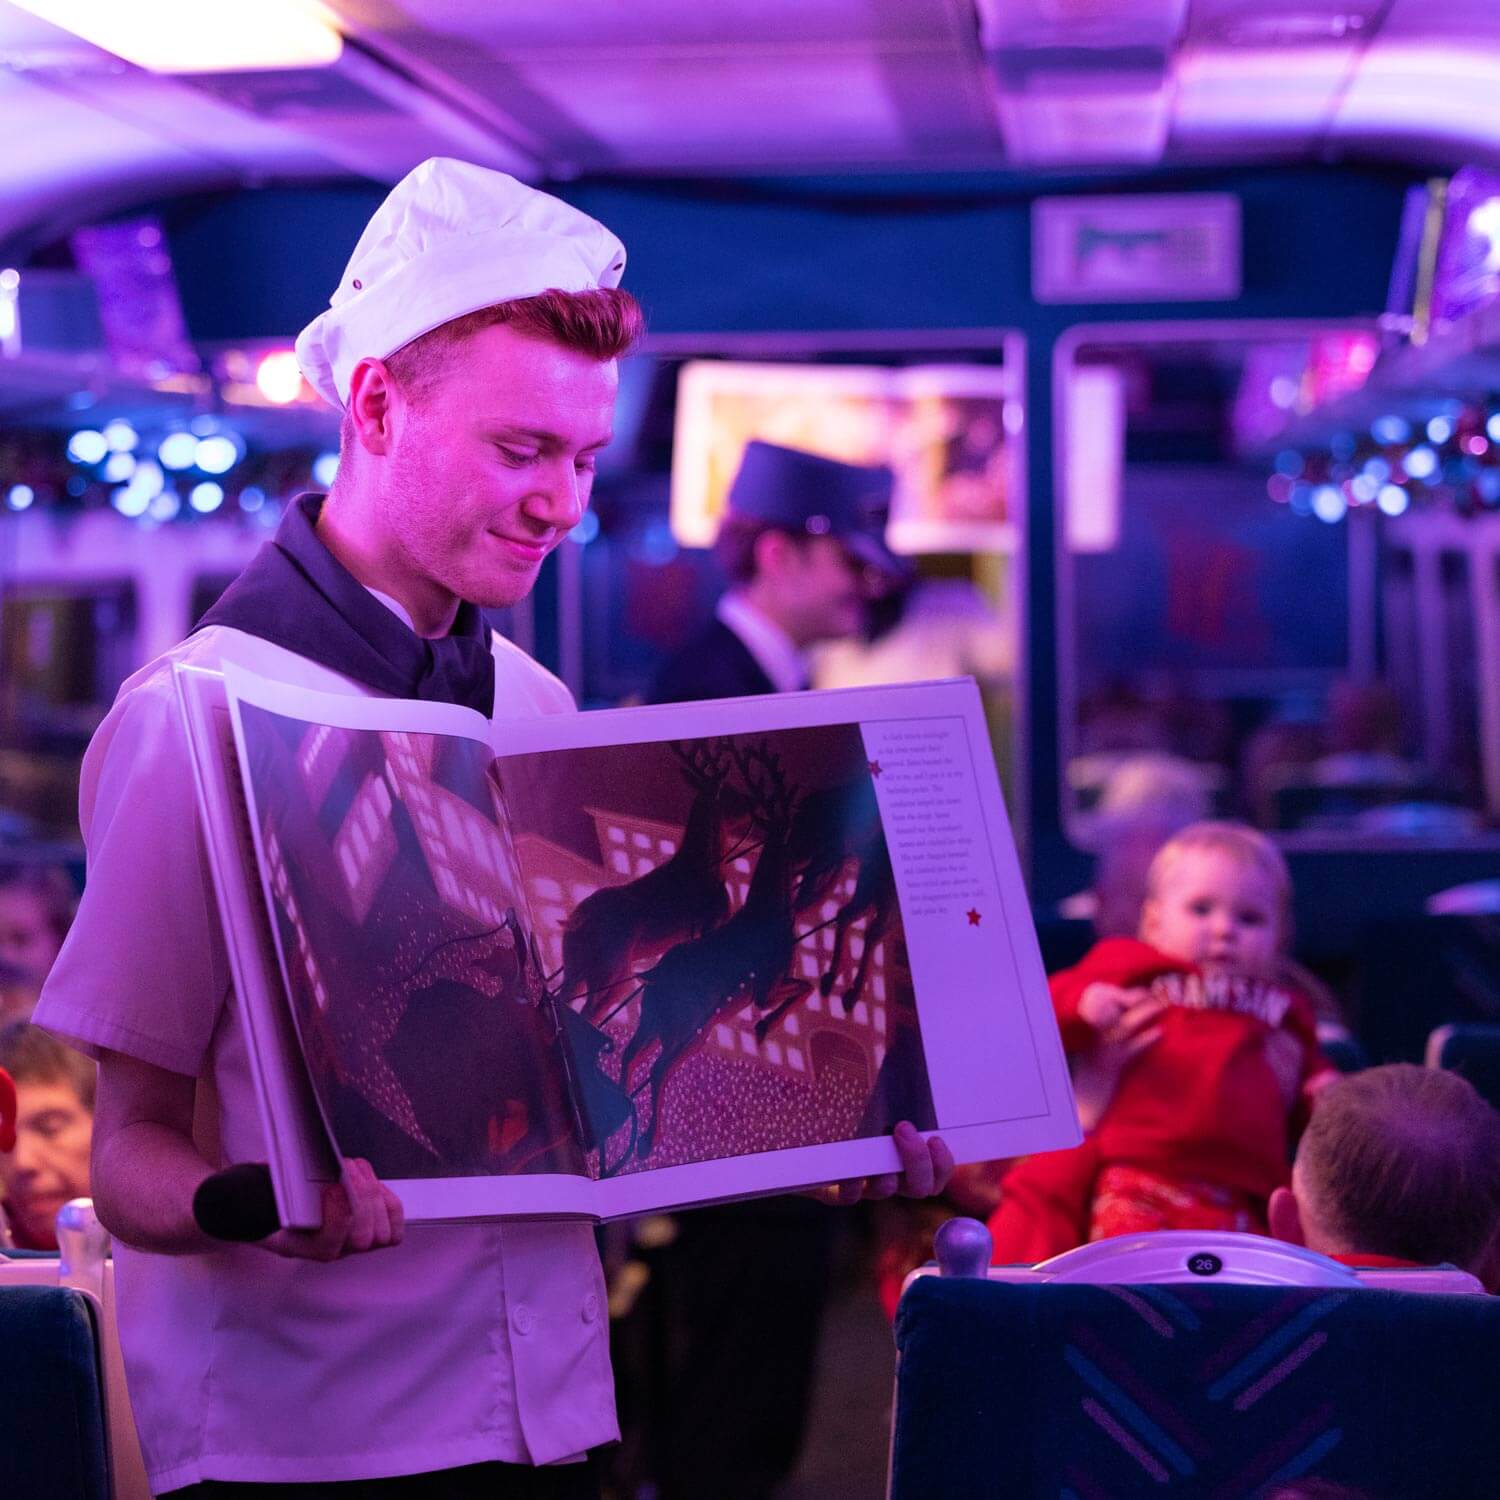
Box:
[158,432,197,470]
[1377,484,1409,517]
[1403,445,1439,481]
[190,482,225,514]
[1311,485,1347,523]
[67,429,107,465]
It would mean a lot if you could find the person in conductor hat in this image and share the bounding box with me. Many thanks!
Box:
[641,442,908,1499]
[32,159,951,1499]
[648,441,907,705]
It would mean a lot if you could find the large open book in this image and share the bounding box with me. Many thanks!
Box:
[176,663,1078,1227]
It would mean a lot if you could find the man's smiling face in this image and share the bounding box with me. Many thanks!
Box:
[380,321,618,614]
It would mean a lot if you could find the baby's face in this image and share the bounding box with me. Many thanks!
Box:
[1141,848,1281,974]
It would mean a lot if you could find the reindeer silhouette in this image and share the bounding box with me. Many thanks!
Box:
[560,741,750,1023]
[754,843,895,1040]
[818,840,897,1010]
[757,778,897,1040]
[784,774,882,917]
[619,742,809,1159]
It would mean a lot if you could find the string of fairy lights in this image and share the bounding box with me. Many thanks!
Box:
[1267,400,1500,524]
[7,392,1500,532]
[2,417,340,524]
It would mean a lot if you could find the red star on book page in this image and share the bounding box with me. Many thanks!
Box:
[867,759,883,777]
[966,908,981,926]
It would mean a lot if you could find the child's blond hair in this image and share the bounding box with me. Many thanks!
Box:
[1142,820,1293,950]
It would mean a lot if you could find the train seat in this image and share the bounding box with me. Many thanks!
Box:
[0,1255,152,1499]
[1352,915,1500,1063]
[1426,1021,1500,1109]
[1426,880,1500,916]
[0,1284,110,1500]
[914,1218,1487,1295]
[891,1223,1500,1498]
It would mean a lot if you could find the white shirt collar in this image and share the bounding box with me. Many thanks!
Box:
[715,591,807,695]
[366,585,416,631]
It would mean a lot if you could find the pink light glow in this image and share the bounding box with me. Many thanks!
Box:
[255,349,304,405]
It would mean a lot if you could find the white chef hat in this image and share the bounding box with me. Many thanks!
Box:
[295,156,627,409]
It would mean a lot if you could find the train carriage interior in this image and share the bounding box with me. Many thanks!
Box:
[2,3,1500,1498]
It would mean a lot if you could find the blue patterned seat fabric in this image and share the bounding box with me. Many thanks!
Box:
[892,1276,1500,1499]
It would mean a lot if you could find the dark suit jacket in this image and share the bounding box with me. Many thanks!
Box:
[645,617,777,704]
[637,612,835,1498]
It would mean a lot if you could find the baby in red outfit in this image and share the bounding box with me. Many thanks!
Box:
[991,821,1334,1261]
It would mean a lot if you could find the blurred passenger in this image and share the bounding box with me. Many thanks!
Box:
[1076,683,1172,757]
[1240,716,1323,827]
[1158,683,1234,769]
[642,439,906,1500]
[0,860,75,988]
[0,1021,95,1251]
[1061,752,1217,935]
[813,576,1012,690]
[1083,817,1192,939]
[647,440,903,703]
[1312,680,1416,787]
[0,957,41,1026]
[992,822,1334,1262]
[1269,1063,1500,1285]
[1095,753,1219,825]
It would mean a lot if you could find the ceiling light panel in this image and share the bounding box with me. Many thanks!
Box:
[1328,0,1500,159]
[8,0,344,73]
[1173,46,1350,142]
[1335,43,1500,158]
[503,52,912,166]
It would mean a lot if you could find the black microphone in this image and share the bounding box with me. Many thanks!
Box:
[193,1162,281,1242]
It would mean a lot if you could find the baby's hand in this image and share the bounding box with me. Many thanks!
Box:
[1078,982,1147,1031]
[1072,996,1167,1131]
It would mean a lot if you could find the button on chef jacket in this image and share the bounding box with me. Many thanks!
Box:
[34,606,617,1494]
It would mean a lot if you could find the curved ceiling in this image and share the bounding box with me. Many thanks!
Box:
[0,0,1498,246]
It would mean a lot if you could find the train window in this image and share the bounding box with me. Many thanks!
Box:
[1056,323,1492,849]
[574,332,1027,804]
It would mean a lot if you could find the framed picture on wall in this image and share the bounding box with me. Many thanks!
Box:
[670,359,1020,555]
[1033,194,1241,304]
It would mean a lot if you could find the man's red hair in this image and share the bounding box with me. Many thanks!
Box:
[386,287,644,398]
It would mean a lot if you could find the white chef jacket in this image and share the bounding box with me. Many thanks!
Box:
[35,618,618,1493]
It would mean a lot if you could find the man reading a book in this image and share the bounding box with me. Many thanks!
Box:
[33,157,951,1499]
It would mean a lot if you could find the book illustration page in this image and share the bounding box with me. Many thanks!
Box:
[493,724,937,1179]
[207,700,340,1194]
[175,665,336,1228]
[234,700,601,1183]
